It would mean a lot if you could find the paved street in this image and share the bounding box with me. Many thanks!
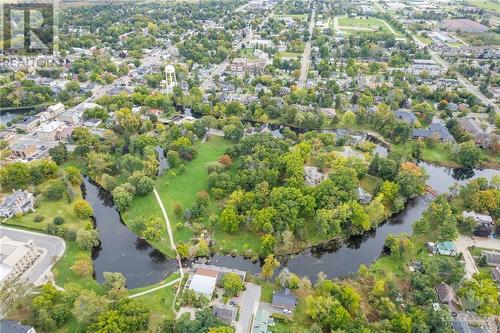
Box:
[236,283,261,333]
[298,9,315,88]
[454,235,500,279]
[1,225,66,285]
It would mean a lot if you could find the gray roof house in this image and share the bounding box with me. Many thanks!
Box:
[0,190,36,218]
[393,109,417,125]
[483,251,500,266]
[212,304,237,325]
[0,320,36,333]
[412,122,454,142]
[272,288,297,309]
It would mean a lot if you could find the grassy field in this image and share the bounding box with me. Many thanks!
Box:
[2,182,88,233]
[275,13,308,21]
[467,0,500,12]
[359,174,381,194]
[338,17,391,33]
[278,51,302,59]
[124,136,233,256]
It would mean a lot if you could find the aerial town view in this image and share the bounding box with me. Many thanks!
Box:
[0,0,499,332]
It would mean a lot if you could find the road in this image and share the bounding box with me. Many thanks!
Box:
[236,283,261,333]
[298,9,315,88]
[454,235,500,279]
[0,225,65,285]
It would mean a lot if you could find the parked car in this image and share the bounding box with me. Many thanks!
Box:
[283,308,292,314]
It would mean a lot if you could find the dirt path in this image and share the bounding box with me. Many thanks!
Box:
[128,277,181,298]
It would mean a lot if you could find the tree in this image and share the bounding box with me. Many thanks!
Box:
[260,234,276,256]
[46,179,66,201]
[73,199,93,218]
[76,229,100,250]
[220,205,241,233]
[0,162,30,189]
[222,272,244,297]
[87,152,114,179]
[167,150,181,168]
[65,166,83,185]
[130,172,155,195]
[261,254,280,281]
[455,141,481,168]
[49,142,69,165]
[103,272,127,291]
[340,111,356,127]
[72,290,108,326]
[71,253,93,277]
[142,217,163,243]
[112,185,134,211]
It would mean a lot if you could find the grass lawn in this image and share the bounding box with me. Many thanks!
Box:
[2,182,89,233]
[338,17,390,33]
[359,174,381,194]
[275,13,308,21]
[259,282,276,302]
[467,0,500,12]
[421,144,459,167]
[135,281,178,330]
[124,136,233,256]
[278,51,301,59]
[416,34,433,45]
[53,240,104,292]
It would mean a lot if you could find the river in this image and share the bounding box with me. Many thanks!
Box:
[202,162,499,281]
[82,177,178,289]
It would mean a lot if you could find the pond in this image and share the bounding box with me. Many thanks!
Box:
[82,177,178,289]
[203,163,499,281]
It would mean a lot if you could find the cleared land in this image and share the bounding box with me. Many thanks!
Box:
[467,0,500,12]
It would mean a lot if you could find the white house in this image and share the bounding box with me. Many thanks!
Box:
[463,211,494,225]
[36,121,65,140]
[186,267,218,298]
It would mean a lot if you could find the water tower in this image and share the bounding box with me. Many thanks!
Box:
[164,64,177,94]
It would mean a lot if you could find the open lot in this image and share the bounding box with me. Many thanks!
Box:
[467,0,500,12]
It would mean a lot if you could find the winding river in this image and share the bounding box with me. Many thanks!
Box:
[82,154,498,286]
[82,177,178,289]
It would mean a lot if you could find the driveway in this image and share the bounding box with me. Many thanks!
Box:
[454,235,500,279]
[1,226,66,285]
[236,283,261,333]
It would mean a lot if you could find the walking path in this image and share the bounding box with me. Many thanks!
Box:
[128,277,181,298]
[154,188,177,252]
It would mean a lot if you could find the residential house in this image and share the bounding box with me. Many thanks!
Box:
[0,190,36,218]
[412,122,454,142]
[212,304,237,325]
[483,251,500,266]
[491,266,500,284]
[0,236,40,283]
[84,118,102,128]
[0,131,18,146]
[55,127,75,141]
[36,121,65,140]
[304,166,327,186]
[59,110,81,124]
[0,320,36,333]
[272,288,297,310]
[435,282,461,312]
[458,118,493,148]
[462,211,494,226]
[186,267,218,298]
[436,241,457,256]
[252,309,274,333]
[393,109,418,125]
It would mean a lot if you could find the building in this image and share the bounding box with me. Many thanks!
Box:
[212,304,237,325]
[36,121,65,140]
[10,142,38,158]
[0,190,36,218]
[186,267,218,298]
[483,251,500,266]
[435,282,461,312]
[0,320,36,333]
[252,309,274,333]
[272,288,297,309]
[0,236,41,284]
[47,103,65,118]
[491,266,500,284]
[436,241,457,256]
[304,166,327,186]
[412,122,454,142]
[59,110,80,124]
[393,109,418,125]
[458,118,494,148]
[84,118,102,128]
[17,116,40,132]
[451,320,489,333]
[0,131,18,146]
[462,211,494,226]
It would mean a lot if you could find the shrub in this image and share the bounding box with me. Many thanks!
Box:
[34,215,45,223]
[53,216,65,225]
[46,179,66,201]
[73,199,93,218]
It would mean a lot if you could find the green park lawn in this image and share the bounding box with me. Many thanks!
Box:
[123,136,233,257]
[467,0,500,12]
[338,17,390,33]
